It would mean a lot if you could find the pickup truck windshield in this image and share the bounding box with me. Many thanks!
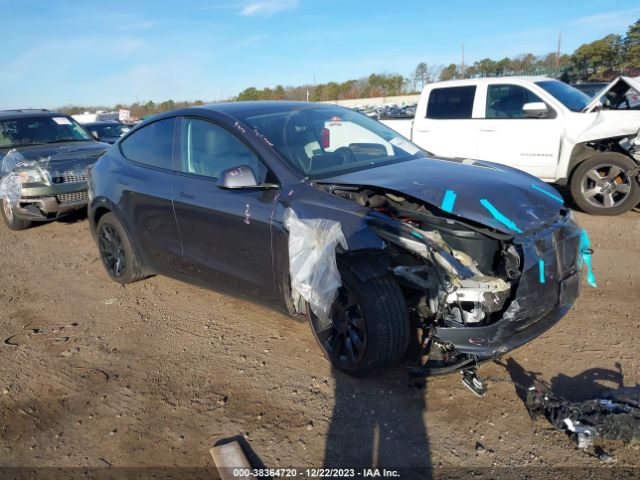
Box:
[237,105,426,178]
[535,80,591,112]
[0,115,92,149]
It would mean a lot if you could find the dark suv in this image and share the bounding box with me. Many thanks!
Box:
[0,109,110,230]
[87,102,588,380]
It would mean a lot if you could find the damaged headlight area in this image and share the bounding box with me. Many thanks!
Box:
[0,149,52,207]
[325,185,586,374]
[351,187,522,331]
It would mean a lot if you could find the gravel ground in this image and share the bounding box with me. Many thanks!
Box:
[0,208,638,479]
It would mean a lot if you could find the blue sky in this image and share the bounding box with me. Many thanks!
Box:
[1,0,639,109]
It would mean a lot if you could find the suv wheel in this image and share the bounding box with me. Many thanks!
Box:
[570,153,640,215]
[308,267,410,377]
[1,198,31,230]
[97,212,145,284]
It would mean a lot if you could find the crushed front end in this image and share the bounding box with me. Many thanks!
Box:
[327,185,589,377]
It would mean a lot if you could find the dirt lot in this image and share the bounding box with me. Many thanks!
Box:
[0,208,638,478]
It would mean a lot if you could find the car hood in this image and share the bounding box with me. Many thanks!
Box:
[0,141,109,175]
[584,76,640,112]
[318,157,565,235]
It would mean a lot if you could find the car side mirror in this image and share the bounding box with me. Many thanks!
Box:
[217,165,279,190]
[522,102,550,118]
[91,130,100,140]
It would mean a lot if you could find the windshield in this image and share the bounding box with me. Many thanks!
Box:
[92,123,130,138]
[236,105,427,178]
[0,115,92,148]
[535,80,591,112]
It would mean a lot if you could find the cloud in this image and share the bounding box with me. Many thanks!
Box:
[240,0,298,17]
[569,8,640,30]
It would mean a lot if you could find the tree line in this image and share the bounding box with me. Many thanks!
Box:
[60,19,640,118]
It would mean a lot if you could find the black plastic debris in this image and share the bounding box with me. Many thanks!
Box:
[525,381,640,449]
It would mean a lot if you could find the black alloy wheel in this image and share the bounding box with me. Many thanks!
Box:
[308,267,410,377]
[310,284,368,368]
[95,212,145,284]
[98,223,126,278]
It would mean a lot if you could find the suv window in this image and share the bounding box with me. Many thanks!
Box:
[177,118,267,182]
[120,118,176,170]
[426,86,476,119]
[486,84,544,119]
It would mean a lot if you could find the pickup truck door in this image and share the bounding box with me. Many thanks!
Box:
[411,85,478,158]
[475,83,561,180]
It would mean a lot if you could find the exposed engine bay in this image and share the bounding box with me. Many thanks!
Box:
[328,185,521,329]
[314,183,585,389]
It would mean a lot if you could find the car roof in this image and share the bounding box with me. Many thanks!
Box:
[0,109,67,120]
[426,76,552,89]
[195,100,337,117]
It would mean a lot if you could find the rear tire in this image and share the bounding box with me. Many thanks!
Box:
[308,267,410,377]
[96,212,145,284]
[1,198,31,231]
[570,153,640,215]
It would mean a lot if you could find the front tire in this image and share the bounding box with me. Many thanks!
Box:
[308,267,410,377]
[1,198,31,231]
[570,153,640,215]
[96,212,145,284]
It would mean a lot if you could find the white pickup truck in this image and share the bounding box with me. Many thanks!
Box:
[381,76,640,215]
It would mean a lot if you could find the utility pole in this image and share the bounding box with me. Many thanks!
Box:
[461,42,465,78]
[556,32,562,68]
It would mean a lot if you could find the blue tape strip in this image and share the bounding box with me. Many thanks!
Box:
[440,190,457,213]
[479,199,523,234]
[411,231,424,239]
[531,184,564,204]
[538,258,545,284]
[580,229,597,288]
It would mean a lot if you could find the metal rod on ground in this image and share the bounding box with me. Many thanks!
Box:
[210,441,252,480]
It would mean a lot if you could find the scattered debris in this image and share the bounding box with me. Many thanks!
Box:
[475,441,486,454]
[595,446,615,463]
[526,381,640,448]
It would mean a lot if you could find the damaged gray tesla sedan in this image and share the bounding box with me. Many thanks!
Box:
[88,102,595,382]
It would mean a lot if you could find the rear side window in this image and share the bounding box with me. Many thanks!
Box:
[426,86,476,119]
[120,118,176,170]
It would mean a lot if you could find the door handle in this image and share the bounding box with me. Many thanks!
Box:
[117,179,130,186]
[179,191,195,200]
[415,128,431,133]
[479,126,496,132]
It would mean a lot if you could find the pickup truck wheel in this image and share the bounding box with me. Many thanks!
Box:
[97,212,145,284]
[308,267,410,377]
[1,198,31,231]
[570,153,640,215]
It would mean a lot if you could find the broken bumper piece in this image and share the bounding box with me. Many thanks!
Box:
[423,211,583,368]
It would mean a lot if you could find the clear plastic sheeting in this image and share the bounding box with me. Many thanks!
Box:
[0,149,50,208]
[283,208,348,321]
[1,149,26,208]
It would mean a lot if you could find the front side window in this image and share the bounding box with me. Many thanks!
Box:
[426,86,476,119]
[120,118,175,170]
[486,84,544,119]
[177,118,267,182]
[0,115,91,148]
